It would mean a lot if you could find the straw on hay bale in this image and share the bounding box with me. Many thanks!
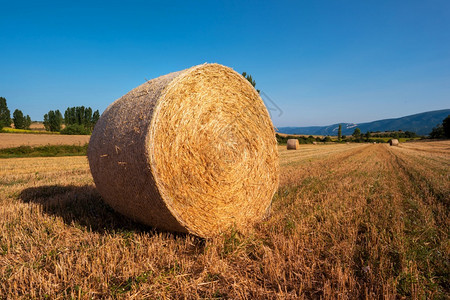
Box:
[286,139,300,150]
[389,139,399,146]
[88,63,279,238]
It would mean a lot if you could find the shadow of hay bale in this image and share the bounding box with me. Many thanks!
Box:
[18,185,181,236]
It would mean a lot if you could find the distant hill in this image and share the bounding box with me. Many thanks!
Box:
[277,109,450,136]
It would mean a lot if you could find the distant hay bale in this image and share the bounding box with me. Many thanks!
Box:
[346,142,350,145]
[312,141,317,145]
[286,139,300,150]
[389,139,399,146]
[88,63,279,238]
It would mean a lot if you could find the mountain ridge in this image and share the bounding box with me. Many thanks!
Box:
[277,109,450,136]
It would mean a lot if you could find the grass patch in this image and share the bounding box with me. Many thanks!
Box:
[0,144,88,158]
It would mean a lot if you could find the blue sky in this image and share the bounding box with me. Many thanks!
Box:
[1,0,449,126]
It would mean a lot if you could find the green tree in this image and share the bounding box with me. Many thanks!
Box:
[429,125,444,139]
[404,131,417,138]
[365,131,371,141]
[13,109,25,129]
[54,110,63,132]
[242,72,260,94]
[76,106,85,125]
[0,97,12,128]
[64,109,70,125]
[92,110,100,129]
[84,107,93,130]
[64,107,77,126]
[24,115,32,130]
[338,124,342,142]
[64,106,99,132]
[60,124,90,135]
[43,113,50,131]
[352,128,361,139]
[44,110,63,132]
[443,115,450,138]
[323,136,332,142]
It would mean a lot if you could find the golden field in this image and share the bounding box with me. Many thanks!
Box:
[0,142,448,298]
[0,133,90,149]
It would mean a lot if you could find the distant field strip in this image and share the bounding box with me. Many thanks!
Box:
[0,133,90,148]
[0,142,448,298]
[0,156,89,179]
[278,143,366,166]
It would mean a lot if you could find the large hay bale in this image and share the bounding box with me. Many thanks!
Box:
[88,63,279,238]
[286,139,300,150]
[389,139,399,146]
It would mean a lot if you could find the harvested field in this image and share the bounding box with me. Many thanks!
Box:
[279,143,363,166]
[0,133,90,149]
[0,142,448,298]
[29,122,46,131]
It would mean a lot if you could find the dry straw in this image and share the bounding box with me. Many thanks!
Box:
[390,139,399,146]
[286,139,300,150]
[88,63,279,237]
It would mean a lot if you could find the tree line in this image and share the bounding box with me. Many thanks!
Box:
[429,115,450,139]
[276,134,331,144]
[0,97,100,134]
[43,106,100,134]
[348,128,409,143]
[348,119,450,141]
[44,106,100,134]
[349,128,418,142]
[0,97,32,130]
[370,131,418,138]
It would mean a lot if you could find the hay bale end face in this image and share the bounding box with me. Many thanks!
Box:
[88,63,279,238]
[286,139,300,150]
[389,139,399,146]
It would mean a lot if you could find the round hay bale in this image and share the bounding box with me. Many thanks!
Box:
[88,63,279,238]
[286,139,300,150]
[312,141,317,145]
[389,139,399,146]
